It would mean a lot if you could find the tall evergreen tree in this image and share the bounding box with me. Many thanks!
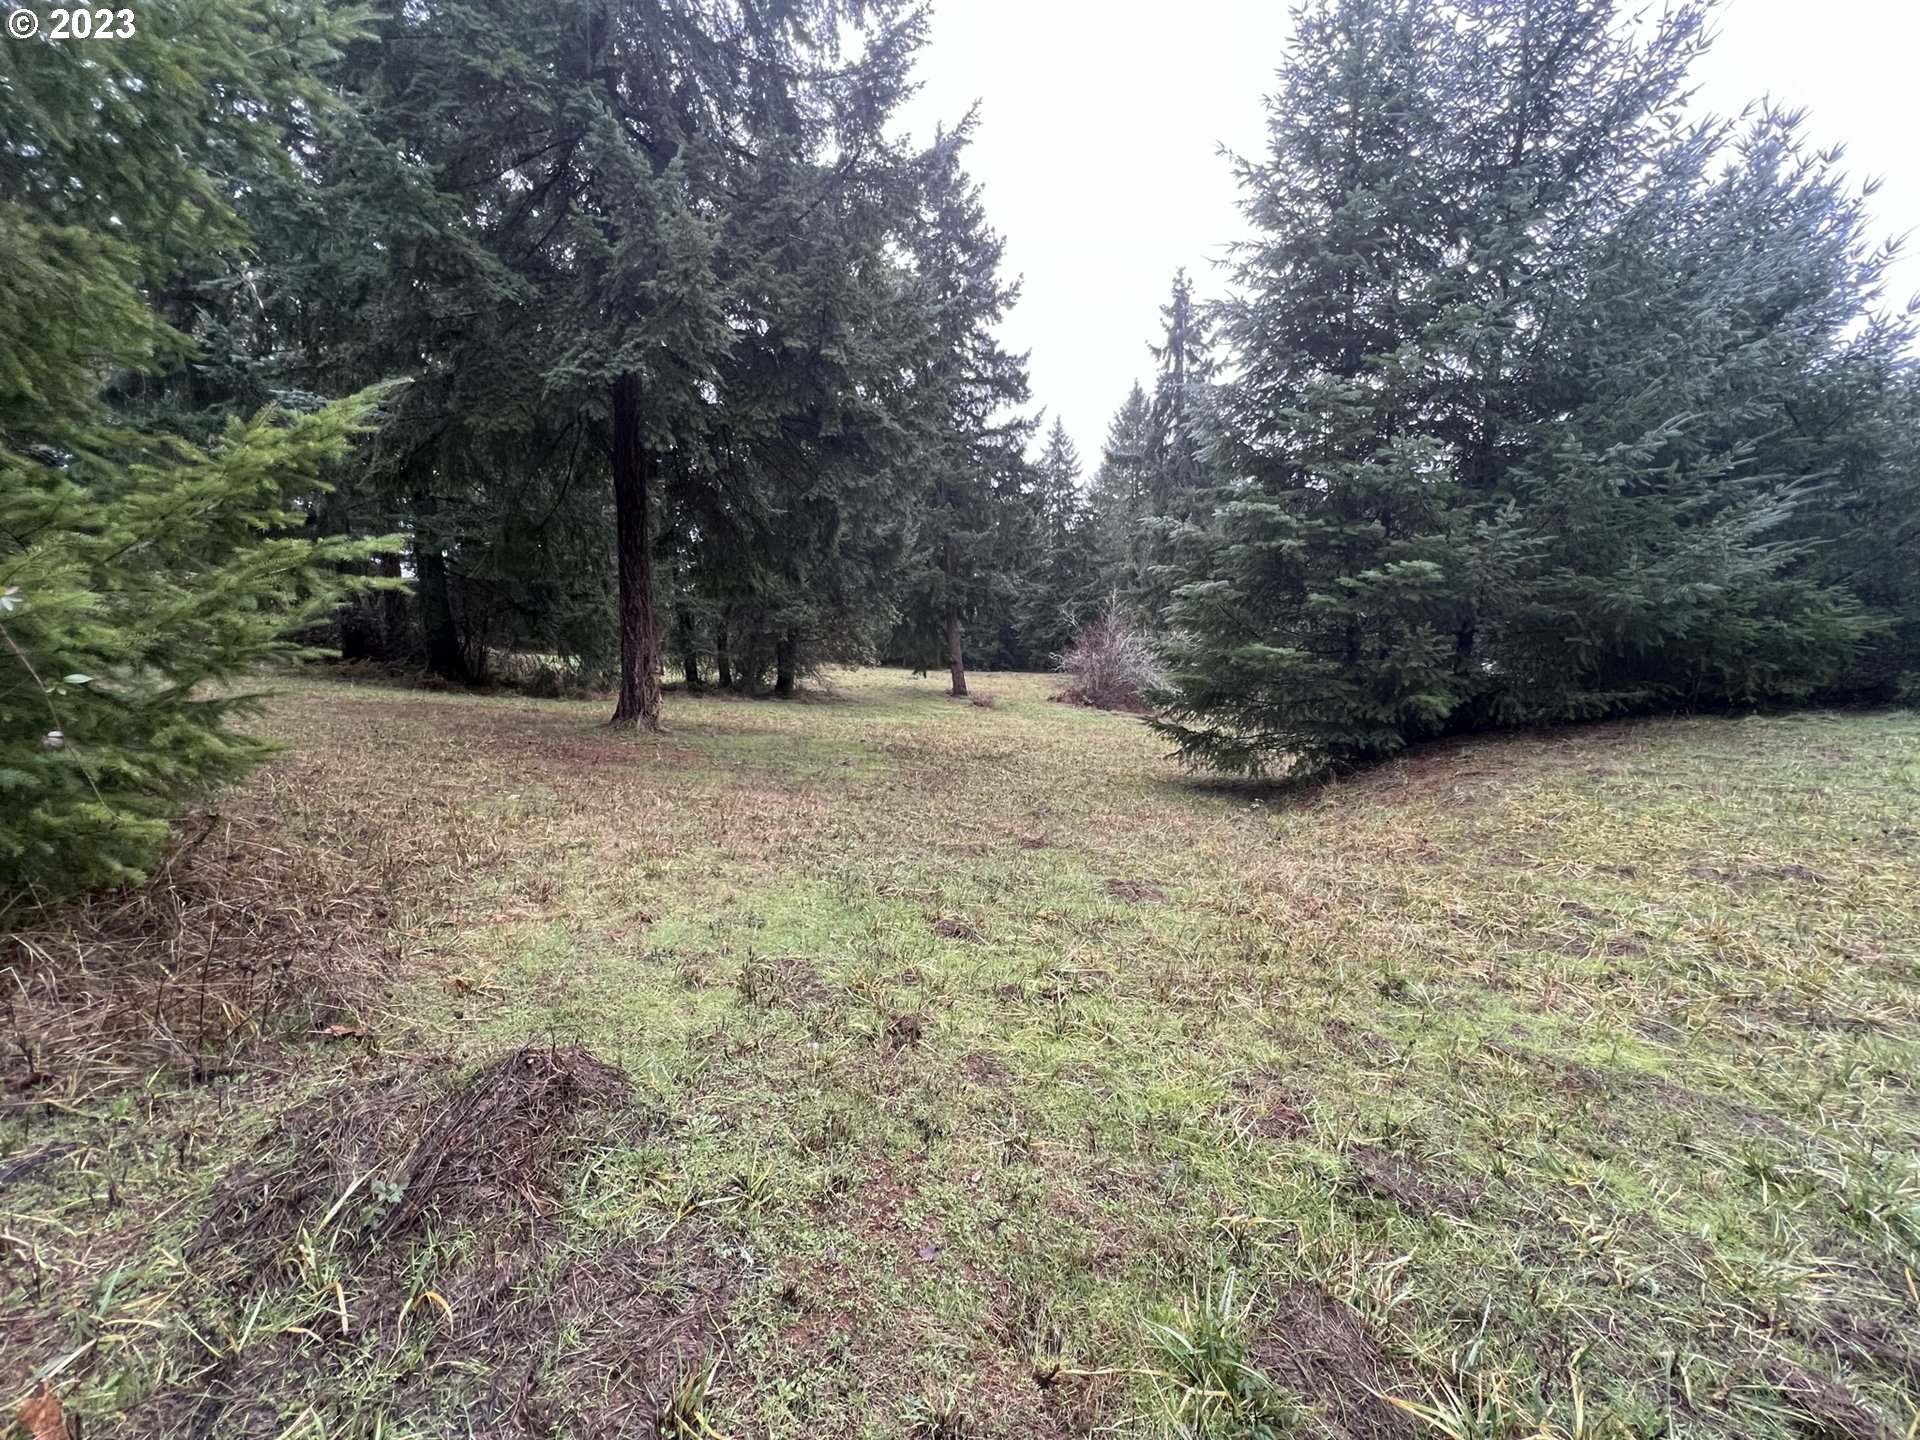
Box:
[1158,0,1903,777]
[1013,418,1099,660]
[1,0,389,899]
[895,124,1035,697]
[268,0,928,724]
[1145,269,1218,516]
[1085,382,1157,600]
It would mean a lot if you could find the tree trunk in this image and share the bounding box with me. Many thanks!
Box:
[946,606,967,697]
[774,631,795,698]
[375,551,407,659]
[609,372,664,730]
[416,545,469,683]
[716,617,732,691]
[676,607,701,690]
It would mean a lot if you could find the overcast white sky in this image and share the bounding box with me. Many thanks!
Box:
[895,0,1920,472]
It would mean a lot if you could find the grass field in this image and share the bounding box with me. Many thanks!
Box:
[4,670,1919,1439]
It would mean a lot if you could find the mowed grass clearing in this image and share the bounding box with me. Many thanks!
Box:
[3,669,1918,1439]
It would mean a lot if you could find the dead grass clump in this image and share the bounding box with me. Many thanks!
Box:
[197,1044,629,1265]
[139,1044,737,1436]
[1760,1357,1898,1440]
[736,954,829,1010]
[2,808,394,1101]
[1054,609,1165,713]
[930,915,982,942]
[1249,1285,1414,1440]
[1104,878,1167,904]
[1799,1308,1920,1389]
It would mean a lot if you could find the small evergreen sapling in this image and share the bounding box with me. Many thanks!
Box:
[1,395,394,901]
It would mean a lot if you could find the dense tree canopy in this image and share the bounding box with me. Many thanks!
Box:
[4,0,1915,898]
[1152,0,1917,776]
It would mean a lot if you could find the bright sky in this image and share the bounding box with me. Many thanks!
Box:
[896,0,1920,473]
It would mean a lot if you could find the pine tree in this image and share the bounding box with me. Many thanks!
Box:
[1158,0,1903,777]
[895,124,1035,697]
[1,0,388,900]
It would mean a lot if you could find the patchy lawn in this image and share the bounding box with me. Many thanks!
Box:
[4,669,1918,1439]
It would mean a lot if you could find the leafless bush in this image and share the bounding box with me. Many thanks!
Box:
[1055,609,1167,713]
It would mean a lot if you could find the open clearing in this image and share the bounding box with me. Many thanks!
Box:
[5,670,1919,1438]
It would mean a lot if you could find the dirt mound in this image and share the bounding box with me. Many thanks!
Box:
[137,1044,736,1439]
[1249,1285,1413,1440]
[1343,1144,1481,1220]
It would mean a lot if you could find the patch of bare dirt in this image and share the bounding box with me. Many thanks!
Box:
[1248,1095,1310,1140]
[931,915,983,942]
[1249,1284,1413,1440]
[959,1052,1012,1087]
[1343,1145,1481,1220]
[1799,1308,1920,1389]
[1103,878,1166,903]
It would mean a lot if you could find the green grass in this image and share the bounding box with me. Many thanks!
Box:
[4,669,1918,1438]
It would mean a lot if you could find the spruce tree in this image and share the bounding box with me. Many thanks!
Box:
[1159,0,1904,777]
[1085,383,1157,600]
[1,0,388,900]
[1013,419,1099,661]
[895,125,1035,697]
[1145,270,1219,517]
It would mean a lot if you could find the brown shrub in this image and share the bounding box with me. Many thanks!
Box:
[1054,609,1166,713]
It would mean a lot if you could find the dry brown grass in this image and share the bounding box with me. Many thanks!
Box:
[2,798,401,1105]
[3,670,1917,1439]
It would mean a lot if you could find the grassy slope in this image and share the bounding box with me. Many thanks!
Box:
[5,670,1918,1438]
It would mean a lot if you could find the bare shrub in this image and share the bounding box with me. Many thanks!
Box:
[1055,609,1167,713]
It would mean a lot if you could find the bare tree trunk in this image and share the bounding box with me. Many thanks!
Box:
[946,606,967,697]
[676,607,701,690]
[716,616,732,691]
[774,631,795,698]
[415,544,469,683]
[609,372,663,730]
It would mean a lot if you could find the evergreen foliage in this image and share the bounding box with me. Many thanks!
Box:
[1012,419,1101,661]
[1086,382,1158,599]
[1,0,387,899]
[1156,0,1915,777]
[892,124,1036,696]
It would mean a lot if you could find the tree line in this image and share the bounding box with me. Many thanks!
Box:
[4,0,1916,899]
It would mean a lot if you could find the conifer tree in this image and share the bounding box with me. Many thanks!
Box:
[1158,0,1904,776]
[1013,419,1099,660]
[896,125,1035,697]
[1,0,388,899]
[1145,270,1218,517]
[1085,383,1157,599]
